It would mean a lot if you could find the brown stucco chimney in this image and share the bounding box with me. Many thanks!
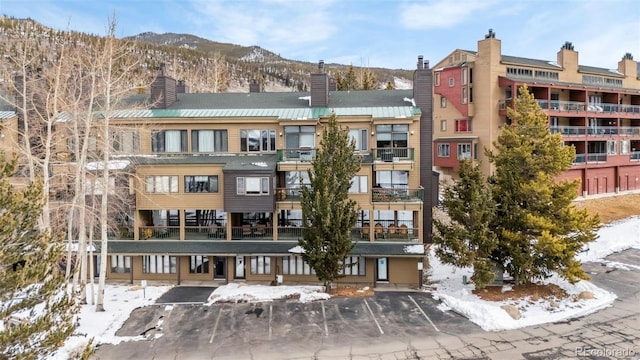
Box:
[310,60,329,107]
[150,64,177,109]
[413,55,436,243]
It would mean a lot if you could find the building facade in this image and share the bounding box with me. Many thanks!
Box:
[433,29,640,196]
[1,58,434,288]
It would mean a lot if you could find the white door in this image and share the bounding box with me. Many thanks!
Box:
[235,256,245,279]
[376,258,388,281]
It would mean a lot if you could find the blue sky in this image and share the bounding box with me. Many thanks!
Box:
[1,0,638,70]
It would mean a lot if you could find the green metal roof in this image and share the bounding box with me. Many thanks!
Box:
[109,106,418,120]
[103,240,424,257]
[0,111,16,120]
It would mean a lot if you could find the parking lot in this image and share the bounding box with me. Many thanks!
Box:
[94,290,481,359]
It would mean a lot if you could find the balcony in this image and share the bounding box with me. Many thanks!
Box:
[500,99,640,117]
[276,148,317,162]
[184,224,227,240]
[372,187,423,202]
[276,187,302,201]
[551,126,640,137]
[230,225,274,240]
[573,153,607,164]
[139,226,180,240]
[372,147,414,162]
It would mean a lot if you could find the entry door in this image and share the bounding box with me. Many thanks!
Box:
[376,258,388,282]
[235,256,245,279]
[214,256,226,280]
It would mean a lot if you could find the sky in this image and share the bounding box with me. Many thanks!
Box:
[0,0,638,70]
[24,215,635,358]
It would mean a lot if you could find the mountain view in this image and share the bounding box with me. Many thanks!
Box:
[0,16,414,94]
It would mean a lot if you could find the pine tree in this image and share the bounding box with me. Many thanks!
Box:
[0,152,76,359]
[486,85,600,285]
[434,160,498,288]
[299,113,361,290]
[385,80,395,90]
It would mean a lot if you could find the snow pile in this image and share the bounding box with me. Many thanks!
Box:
[207,283,329,304]
[577,216,640,262]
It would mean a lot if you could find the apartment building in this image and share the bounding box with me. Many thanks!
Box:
[433,29,640,196]
[0,58,434,287]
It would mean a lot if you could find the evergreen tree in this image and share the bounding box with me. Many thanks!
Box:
[299,113,361,290]
[336,65,358,91]
[0,152,76,359]
[360,68,377,90]
[433,160,498,288]
[486,85,600,285]
[385,80,395,90]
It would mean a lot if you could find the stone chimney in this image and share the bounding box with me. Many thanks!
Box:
[176,80,188,94]
[249,79,261,93]
[310,60,329,107]
[413,55,436,243]
[618,53,637,80]
[150,64,177,109]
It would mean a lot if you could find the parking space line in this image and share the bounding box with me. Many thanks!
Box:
[208,304,224,343]
[268,304,272,341]
[408,295,440,332]
[363,299,384,335]
[321,301,329,337]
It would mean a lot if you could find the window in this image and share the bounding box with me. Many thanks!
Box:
[461,68,468,85]
[437,143,450,157]
[607,140,617,155]
[341,256,365,276]
[189,256,209,274]
[152,130,187,153]
[469,87,473,103]
[192,130,228,152]
[146,176,179,193]
[284,126,315,150]
[434,72,440,86]
[621,140,630,154]
[143,256,177,274]
[250,256,271,275]
[376,170,408,189]
[349,175,368,193]
[506,67,533,77]
[112,131,139,153]
[237,176,270,195]
[85,177,116,195]
[348,129,368,151]
[283,255,316,275]
[458,143,472,159]
[110,255,131,273]
[440,96,447,108]
[448,77,455,87]
[240,129,275,152]
[184,175,218,193]
[376,124,408,149]
[461,87,468,104]
[440,120,447,132]
[455,119,471,132]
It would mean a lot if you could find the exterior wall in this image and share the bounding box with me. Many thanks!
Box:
[618,166,640,191]
[387,258,420,287]
[585,167,616,195]
[223,171,276,213]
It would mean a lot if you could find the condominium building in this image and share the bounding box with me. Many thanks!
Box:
[433,29,640,196]
[1,58,435,288]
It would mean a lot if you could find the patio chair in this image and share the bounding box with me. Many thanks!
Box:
[399,224,409,239]
[361,223,370,239]
[242,224,252,237]
[254,224,266,236]
[374,223,385,239]
[388,223,398,238]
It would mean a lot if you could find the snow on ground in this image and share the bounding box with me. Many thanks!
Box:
[44,217,640,357]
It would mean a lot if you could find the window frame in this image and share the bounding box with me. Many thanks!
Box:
[142,255,177,274]
[349,175,369,193]
[348,128,368,152]
[240,129,276,152]
[448,77,455,87]
[250,256,271,275]
[455,119,471,133]
[457,143,472,160]
[184,175,219,193]
[437,143,450,157]
[440,119,447,132]
[236,176,270,195]
[151,130,188,153]
[191,129,228,153]
[341,256,365,276]
[112,130,140,153]
[110,255,131,274]
[189,256,209,274]
[440,96,447,108]
[282,255,316,275]
[145,175,179,193]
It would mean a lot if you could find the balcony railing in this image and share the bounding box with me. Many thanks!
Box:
[551,126,640,136]
[372,147,414,161]
[372,187,423,202]
[139,226,180,240]
[276,148,317,162]
[573,153,607,164]
[276,187,302,201]
[501,99,640,115]
[276,226,302,240]
[184,224,227,240]
[230,225,273,240]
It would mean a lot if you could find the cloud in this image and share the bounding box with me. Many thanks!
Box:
[399,0,499,29]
